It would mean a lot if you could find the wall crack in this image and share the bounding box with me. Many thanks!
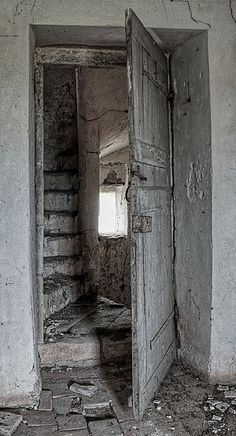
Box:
[170,0,211,28]
[229,0,236,23]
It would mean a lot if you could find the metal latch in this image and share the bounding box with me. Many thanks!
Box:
[131,166,147,181]
[132,215,152,233]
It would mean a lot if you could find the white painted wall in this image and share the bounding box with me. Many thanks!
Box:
[0,0,235,406]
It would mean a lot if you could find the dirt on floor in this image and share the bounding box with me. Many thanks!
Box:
[2,361,236,435]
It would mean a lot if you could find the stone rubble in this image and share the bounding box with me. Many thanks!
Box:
[82,401,114,418]
[69,381,98,397]
[224,389,236,399]
[1,363,235,435]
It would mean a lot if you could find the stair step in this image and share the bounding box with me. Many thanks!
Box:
[44,275,81,318]
[44,235,80,257]
[44,212,78,235]
[39,331,131,367]
[44,172,78,191]
[44,256,82,278]
[44,192,78,212]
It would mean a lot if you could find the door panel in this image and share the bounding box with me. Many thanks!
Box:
[126,9,175,418]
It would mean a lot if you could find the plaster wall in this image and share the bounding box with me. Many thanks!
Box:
[0,0,235,406]
[78,67,129,297]
[172,32,212,373]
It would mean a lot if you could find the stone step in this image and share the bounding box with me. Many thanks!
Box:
[44,192,78,212]
[44,172,78,191]
[44,275,81,318]
[44,149,78,172]
[44,256,82,278]
[44,212,78,235]
[39,330,131,367]
[44,235,80,257]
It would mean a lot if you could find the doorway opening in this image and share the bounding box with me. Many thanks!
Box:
[35,49,132,406]
[34,14,211,420]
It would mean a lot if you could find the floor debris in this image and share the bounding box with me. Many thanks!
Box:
[0,412,22,436]
[214,402,230,413]
[69,381,98,397]
[2,361,236,435]
[217,385,229,392]
[224,389,236,399]
[82,401,114,418]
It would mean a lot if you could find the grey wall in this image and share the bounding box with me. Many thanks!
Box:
[78,67,129,299]
[171,32,212,374]
[0,0,236,407]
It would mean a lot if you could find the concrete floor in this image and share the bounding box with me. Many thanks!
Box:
[1,361,234,435]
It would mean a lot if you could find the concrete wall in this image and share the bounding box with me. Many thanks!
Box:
[171,32,212,374]
[0,0,236,406]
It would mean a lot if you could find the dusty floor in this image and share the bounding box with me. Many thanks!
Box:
[44,296,131,343]
[39,297,131,367]
[2,361,235,435]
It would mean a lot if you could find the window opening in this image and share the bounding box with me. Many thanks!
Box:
[99,186,127,236]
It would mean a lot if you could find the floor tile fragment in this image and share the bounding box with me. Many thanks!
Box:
[0,411,22,436]
[38,390,53,411]
[88,418,123,436]
[53,396,71,415]
[26,411,55,427]
[56,414,87,431]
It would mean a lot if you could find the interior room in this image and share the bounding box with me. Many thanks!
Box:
[38,57,132,372]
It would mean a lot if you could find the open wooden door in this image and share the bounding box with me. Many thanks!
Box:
[126,9,176,418]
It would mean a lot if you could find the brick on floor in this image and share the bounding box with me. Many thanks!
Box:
[14,424,58,435]
[56,414,87,431]
[0,411,22,436]
[51,382,70,399]
[26,411,56,427]
[38,390,53,411]
[88,418,123,436]
[53,396,71,415]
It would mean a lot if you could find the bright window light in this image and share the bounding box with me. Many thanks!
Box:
[99,191,117,235]
[98,187,127,236]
